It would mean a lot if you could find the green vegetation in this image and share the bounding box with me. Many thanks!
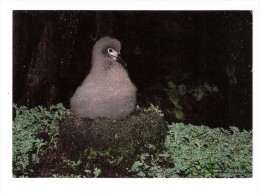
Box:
[58,104,168,177]
[129,123,252,178]
[165,81,218,120]
[13,103,252,178]
[13,103,70,177]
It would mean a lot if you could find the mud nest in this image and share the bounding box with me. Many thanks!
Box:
[59,109,168,161]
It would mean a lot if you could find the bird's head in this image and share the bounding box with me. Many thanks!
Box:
[92,36,127,69]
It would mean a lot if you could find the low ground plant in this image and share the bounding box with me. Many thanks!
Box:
[13,104,252,178]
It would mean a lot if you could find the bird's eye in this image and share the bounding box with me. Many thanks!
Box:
[108,48,113,53]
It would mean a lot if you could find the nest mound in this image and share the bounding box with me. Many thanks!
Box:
[59,109,168,160]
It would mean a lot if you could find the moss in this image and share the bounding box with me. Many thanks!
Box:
[59,107,168,167]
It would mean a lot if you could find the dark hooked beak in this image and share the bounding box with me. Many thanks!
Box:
[116,54,127,68]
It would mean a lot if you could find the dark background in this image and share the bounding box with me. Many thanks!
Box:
[13,11,252,130]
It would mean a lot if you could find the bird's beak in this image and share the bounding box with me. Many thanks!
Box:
[116,54,127,68]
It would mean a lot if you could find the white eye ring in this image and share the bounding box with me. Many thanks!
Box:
[107,48,118,58]
[108,48,114,53]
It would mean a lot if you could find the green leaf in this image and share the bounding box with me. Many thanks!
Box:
[195,165,201,170]
[174,161,182,169]
[93,168,101,178]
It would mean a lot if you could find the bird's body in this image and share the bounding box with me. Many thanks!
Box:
[70,37,136,120]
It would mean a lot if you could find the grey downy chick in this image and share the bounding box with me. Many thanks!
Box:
[70,36,137,120]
